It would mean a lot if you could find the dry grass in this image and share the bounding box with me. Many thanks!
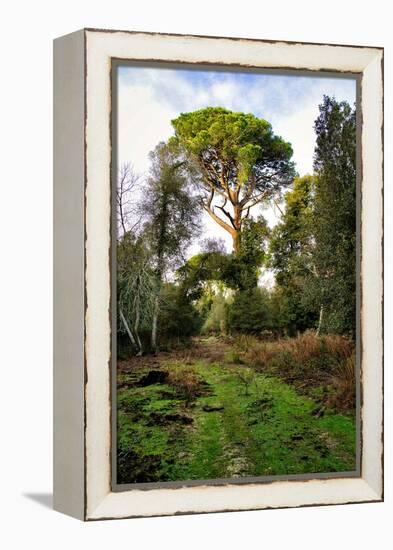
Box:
[246,341,277,368]
[328,352,356,411]
[322,333,353,361]
[165,364,201,405]
[234,334,260,352]
[244,330,356,412]
[246,331,354,368]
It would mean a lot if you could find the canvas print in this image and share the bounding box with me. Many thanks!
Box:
[114,63,358,485]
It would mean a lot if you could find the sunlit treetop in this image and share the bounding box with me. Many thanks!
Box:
[170,107,296,252]
[171,106,296,190]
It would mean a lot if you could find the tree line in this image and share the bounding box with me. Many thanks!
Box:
[117,96,356,357]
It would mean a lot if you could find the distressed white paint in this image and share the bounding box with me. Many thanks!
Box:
[83,29,383,520]
[359,51,384,497]
[90,478,379,519]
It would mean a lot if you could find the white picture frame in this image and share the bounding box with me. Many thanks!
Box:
[53,28,383,521]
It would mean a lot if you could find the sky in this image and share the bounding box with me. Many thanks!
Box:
[116,64,356,265]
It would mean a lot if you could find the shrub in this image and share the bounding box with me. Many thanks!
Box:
[165,365,201,405]
[236,367,256,396]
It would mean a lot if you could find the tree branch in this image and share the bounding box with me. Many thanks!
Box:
[242,189,271,210]
[273,197,284,216]
[202,190,236,236]
[215,198,236,229]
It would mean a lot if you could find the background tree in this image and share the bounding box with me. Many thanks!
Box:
[171,107,296,252]
[116,164,152,356]
[227,216,269,290]
[201,291,228,335]
[117,232,155,356]
[269,175,319,335]
[177,250,229,303]
[116,163,141,237]
[227,287,273,334]
[157,283,203,345]
[311,96,356,336]
[177,215,268,298]
[143,142,200,351]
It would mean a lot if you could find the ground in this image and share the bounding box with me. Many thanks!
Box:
[117,336,356,484]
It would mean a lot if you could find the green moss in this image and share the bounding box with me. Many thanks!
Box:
[117,356,356,483]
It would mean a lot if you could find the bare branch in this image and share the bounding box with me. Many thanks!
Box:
[116,162,142,238]
[273,197,284,216]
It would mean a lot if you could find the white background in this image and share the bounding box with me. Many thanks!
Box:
[0,1,391,548]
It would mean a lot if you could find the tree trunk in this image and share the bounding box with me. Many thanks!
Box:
[151,267,163,353]
[316,305,324,336]
[151,294,160,352]
[232,231,241,253]
[119,309,137,349]
[150,188,168,353]
[133,292,143,356]
[232,205,242,253]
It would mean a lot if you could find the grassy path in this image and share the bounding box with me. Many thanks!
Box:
[117,340,356,483]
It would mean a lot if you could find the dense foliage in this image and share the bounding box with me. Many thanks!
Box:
[312,96,357,336]
[269,97,356,337]
[227,288,273,334]
[117,97,356,355]
[171,107,295,251]
[269,175,319,335]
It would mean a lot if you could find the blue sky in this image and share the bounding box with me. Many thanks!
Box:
[117,65,356,262]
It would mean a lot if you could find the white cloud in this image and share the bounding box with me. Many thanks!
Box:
[117,84,176,174]
[211,80,238,104]
[269,78,356,175]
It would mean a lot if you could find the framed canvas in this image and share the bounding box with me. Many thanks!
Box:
[53,28,383,521]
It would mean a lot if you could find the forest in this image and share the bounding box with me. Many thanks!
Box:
[116,95,357,484]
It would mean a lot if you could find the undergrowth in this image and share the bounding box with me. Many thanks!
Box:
[244,331,355,412]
